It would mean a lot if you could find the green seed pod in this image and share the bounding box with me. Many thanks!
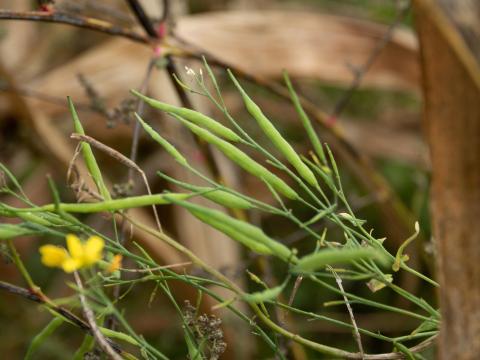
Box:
[135,113,189,166]
[171,114,299,200]
[131,90,241,142]
[37,193,192,213]
[25,317,63,360]
[243,283,286,303]
[206,190,251,210]
[157,172,253,210]
[167,197,296,262]
[0,224,36,239]
[294,247,385,273]
[192,210,273,255]
[284,71,327,165]
[68,97,111,201]
[228,70,318,188]
[193,188,253,210]
[16,212,52,226]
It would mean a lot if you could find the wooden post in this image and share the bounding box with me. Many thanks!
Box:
[413,0,480,358]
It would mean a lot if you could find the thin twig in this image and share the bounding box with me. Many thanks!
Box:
[127,0,223,182]
[0,10,150,43]
[120,261,192,273]
[71,133,142,174]
[0,82,91,110]
[70,133,163,232]
[126,0,157,37]
[287,275,304,309]
[128,58,156,181]
[331,1,411,119]
[328,266,365,359]
[74,272,123,360]
[67,143,103,202]
[0,280,124,354]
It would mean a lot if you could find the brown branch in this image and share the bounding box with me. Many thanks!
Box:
[0,280,123,354]
[126,0,157,38]
[127,0,222,182]
[0,82,91,110]
[70,132,163,232]
[0,10,150,44]
[331,2,411,118]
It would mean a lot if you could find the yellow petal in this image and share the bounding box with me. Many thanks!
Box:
[61,258,82,273]
[39,245,68,267]
[107,254,122,273]
[66,234,84,260]
[83,236,104,266]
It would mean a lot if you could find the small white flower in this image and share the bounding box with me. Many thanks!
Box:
[184,66,195,76]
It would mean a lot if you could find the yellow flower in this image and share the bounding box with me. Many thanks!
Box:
[39,234,104,273]
[107,254,123,273]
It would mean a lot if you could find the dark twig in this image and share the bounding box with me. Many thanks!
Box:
[128,58,156,181]
[0,10,150,44]
[127,0,222,182]
[0,82,91,110]
[70,132,163,232]
[0,280,123,354]
[126,0,157,38]
[331,2,411,119]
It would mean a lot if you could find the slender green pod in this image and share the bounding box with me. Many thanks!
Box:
[73,335,94,360]
[192,210,273,255]
[184,327,202,360]
[99,327,140,346]
[135,113,189,166]
[12,193,192,213]
[302,156,336,191]
[0,161,27,197]
[25,317,63,360]
[0,223,39,239]
[195,188,253,210]
[170,114,299,200]
[293,247,387,273]
[157,172,253,210]
[243,283,286,303]
[68,97,111,200]
[166,197,296,262]
[227,70,318,188]
[283,71,327,165]
[131,89,241,142]
[16,212,53,226]
[303,204,337,227]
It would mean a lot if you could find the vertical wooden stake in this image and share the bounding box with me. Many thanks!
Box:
[413,0,480,358]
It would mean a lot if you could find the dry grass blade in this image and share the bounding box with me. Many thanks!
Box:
[328,266,364,359]
[175,10,419,91]
[70,132,163,232]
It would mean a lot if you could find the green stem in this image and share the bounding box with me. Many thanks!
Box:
[6,193,192,213]
[7,239,37,290]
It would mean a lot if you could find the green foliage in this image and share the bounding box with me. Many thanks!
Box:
[0,62,438,359]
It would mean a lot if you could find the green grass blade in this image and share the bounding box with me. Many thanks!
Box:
[24,317,63,360]
[68,96,111,200]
